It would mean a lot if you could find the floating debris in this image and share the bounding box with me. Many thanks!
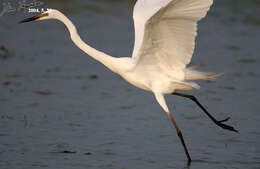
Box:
[4,74,21,78]
[88,74,98,79]
[0,45,12,59]
[244,15,260,26]
[49,150,77,154]
[1,115,14,120]
[24,114,28,128]
[62,150,77,154]
[237,59,256,63]
[84,152,92,155]
[3,81,11,86]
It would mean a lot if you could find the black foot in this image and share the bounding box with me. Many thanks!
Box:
[171,92,238,133]
[215,117,238,132]
[218,117,230,123]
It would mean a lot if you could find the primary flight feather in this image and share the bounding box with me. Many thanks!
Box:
[19,0,238,163]
[133,0,215,86]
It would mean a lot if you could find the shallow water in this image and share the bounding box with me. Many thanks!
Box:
[0,0,260,169]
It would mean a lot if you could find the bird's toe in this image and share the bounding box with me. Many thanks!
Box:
[216,121,238,133]
[218,117,231,123]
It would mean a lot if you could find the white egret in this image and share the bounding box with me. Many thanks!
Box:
[20,0,238,163]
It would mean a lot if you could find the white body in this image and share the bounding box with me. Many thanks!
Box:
[20,1,239,160]
[37,0,217,113]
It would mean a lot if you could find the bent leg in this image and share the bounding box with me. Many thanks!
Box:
[172,92,238,132]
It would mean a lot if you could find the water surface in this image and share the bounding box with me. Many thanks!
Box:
[0,0,260,169]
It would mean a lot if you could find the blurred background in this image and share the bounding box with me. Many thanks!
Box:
[0,0,260,169]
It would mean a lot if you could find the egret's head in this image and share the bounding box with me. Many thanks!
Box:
[19,9,61,23]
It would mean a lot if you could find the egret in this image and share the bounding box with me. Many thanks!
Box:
[19,0,238,163]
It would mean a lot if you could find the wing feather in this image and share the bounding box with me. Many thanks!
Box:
[132,0,213,70]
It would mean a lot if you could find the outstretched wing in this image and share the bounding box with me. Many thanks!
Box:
[132,0,213,70]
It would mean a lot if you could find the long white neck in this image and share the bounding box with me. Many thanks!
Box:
[54,13,120,73]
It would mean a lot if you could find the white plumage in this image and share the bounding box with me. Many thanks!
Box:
[20,0,238,163]
[132,0,215,93]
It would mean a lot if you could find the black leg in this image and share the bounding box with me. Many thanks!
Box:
[172,92,238,133]
[166,111,191,164]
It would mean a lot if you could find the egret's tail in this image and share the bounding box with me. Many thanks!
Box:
[184,68,223,81]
